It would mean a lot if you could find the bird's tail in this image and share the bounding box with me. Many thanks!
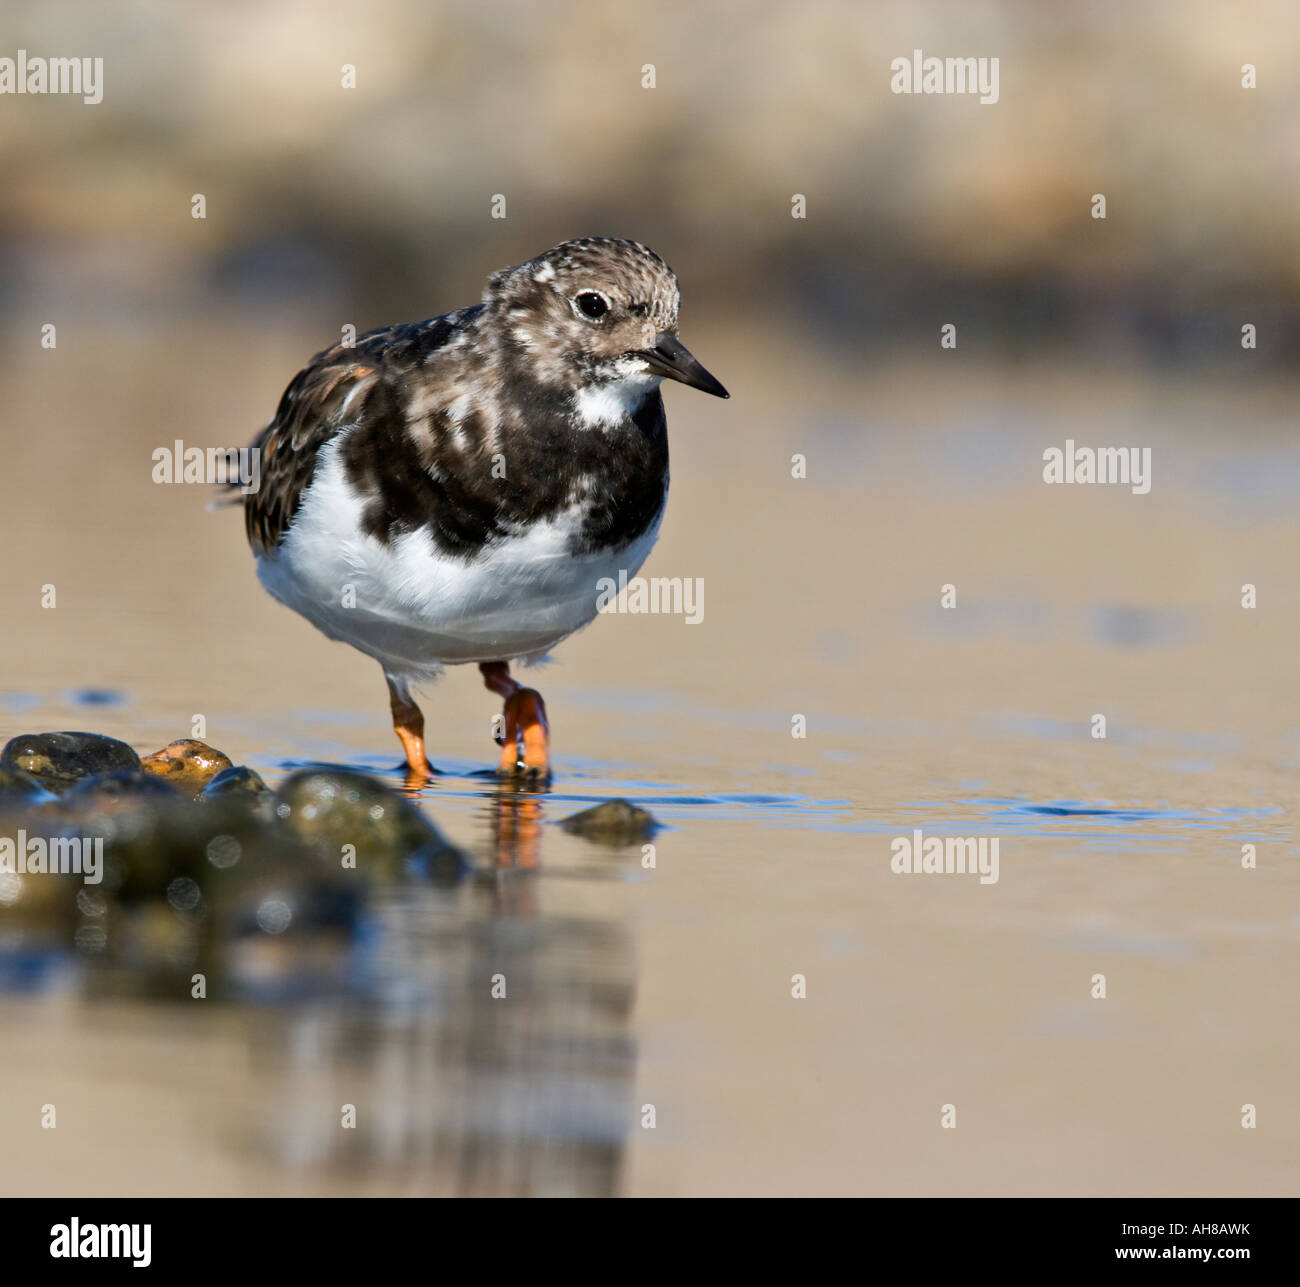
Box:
[206,424,269,512]
[205,483,244,512]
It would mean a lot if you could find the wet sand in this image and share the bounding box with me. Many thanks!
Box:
[1,328,1297,1195]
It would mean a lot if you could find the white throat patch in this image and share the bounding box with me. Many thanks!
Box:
[573,364,662,429]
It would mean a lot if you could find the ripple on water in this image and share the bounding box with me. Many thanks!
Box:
[246,747,1287,848]
[887,796,1286,850]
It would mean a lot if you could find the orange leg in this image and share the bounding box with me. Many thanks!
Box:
[386,675,434,780]
[480,662,550,777]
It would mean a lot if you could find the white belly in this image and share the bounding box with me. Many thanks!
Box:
[256,437,663,679]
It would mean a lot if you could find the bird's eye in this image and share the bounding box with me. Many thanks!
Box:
[574,291,610,320]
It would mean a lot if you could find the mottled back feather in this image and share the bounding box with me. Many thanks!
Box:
[244,239,682,561]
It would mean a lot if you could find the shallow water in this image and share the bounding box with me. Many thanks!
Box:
[2,342,1299,1195]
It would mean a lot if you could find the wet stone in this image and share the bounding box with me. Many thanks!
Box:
[0,735,371,1002]
[141,739,234,796]
[406,838,473,887]
[200,765,270,804]
[0,731,141,793]
[63,769,187,810]
[58,770,192,841]
[56,775,264,905]
[80,825,361,1004]
[558,799,660,846]
[274,768,466,876]
[0,763,59,805]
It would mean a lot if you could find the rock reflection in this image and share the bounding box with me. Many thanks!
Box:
[247,786,635,1195]
[0,755,638,1196]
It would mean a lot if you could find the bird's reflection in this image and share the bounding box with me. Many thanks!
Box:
[241,775,637,1195]
[486,777,546,871]
[26,762,641,1194]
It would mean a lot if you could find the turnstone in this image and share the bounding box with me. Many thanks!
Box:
[241,237,727,779]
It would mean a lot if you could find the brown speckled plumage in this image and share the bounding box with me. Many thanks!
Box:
[234,238,726,777]
[244,238,708,562]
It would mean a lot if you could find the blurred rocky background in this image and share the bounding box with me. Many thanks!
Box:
[1,0,1297,369]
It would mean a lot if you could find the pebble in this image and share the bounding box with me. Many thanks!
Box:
[558,799,660,846]
[274,767,467,876]
[141,739,234,796]
[0,731,140,793]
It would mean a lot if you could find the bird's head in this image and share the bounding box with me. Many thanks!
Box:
[482,237,728,424]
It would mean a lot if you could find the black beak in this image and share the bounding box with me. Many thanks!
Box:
[639,332,729,399]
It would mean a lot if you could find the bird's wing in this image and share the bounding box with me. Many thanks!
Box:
[242,312,479,554]
[243,345,382,555]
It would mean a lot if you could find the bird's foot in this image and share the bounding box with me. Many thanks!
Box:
[481,662,551,779]
[497,687,550,778]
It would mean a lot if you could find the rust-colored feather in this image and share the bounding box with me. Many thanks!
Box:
[243,347,378,555]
